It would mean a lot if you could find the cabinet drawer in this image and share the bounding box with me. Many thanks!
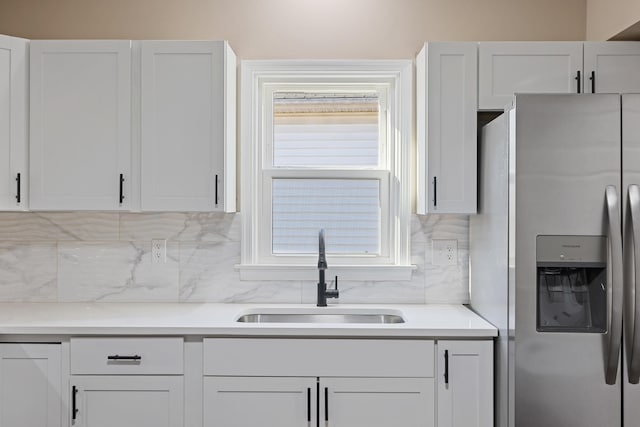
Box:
[70,337,183,375]
[203,338,434,377]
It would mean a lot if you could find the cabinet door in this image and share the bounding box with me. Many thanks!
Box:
[416,42,477,214]
[437,340,493,427]
[0,343,61,427]
[204,376,316,427]
[140,41,236,212]
[0,35,28,211]
[71,376,183,427]
[321,377,434,427]
[479,42,583,110]
[584,42,640,94]
[30,40,131,210]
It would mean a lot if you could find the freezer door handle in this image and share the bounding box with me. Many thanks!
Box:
[606,185,623,385]
[626,184,640,383]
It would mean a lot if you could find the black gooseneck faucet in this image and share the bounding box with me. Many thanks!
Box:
[317,229,339,307]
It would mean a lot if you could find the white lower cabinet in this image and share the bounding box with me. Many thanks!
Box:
[70,376,183,427]
[436,340,493,427]
[69,337,184,427]
[0,343,61,427]
[0,336,492,427]
[202,338,438,427]
[204,376,316,426]
[322,377,434,427]
[204,376,433,427]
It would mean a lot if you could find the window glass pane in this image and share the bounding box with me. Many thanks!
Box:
[272,179,380,255]
[273,92,379,167]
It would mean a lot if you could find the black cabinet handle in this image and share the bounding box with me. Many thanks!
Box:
[215,174,219,206]
[119,174,125,204]
[15,173,20,204]
[72,385,78,421]
[107,354,141,361]
[590,71,595,93]
[575,70,582,93]
[316,382,320,427]
[444,349,449,385]
[307,387,311,423]
[324,387,328,422]
[433,176,438,208]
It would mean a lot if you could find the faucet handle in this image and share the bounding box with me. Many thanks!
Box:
[326,276,339,299]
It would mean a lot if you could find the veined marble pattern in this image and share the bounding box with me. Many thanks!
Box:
[179,241,302,303]
[0,212,119,241]
[119,212,241,242]
[0,212,470,303]
[419,214,470,303]
[0,242,57,301]
[58,242,179,302]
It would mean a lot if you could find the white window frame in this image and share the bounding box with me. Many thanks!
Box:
[239,60,413,281]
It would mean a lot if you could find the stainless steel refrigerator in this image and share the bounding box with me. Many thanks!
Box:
[470,93,640,427]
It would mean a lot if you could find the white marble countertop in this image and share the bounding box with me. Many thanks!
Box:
[0,303,497,338]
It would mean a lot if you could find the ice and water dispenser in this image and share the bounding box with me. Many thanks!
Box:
[536,235,607,333]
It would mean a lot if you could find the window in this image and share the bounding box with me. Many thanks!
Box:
[240,61,412,281]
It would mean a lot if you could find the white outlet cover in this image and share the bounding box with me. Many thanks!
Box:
[432,239,458,266]
[151,239,167,263]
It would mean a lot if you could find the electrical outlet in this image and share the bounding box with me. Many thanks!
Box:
[151,239,166,264]
[432,239,458,266]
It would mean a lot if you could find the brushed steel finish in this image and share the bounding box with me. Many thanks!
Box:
[512,94,621,427]
[626,184,640,383]
[605,186,623,385]
[623,94,640,427]
[236,313,405,324]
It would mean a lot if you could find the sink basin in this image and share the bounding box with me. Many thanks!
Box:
[236,309,405,324]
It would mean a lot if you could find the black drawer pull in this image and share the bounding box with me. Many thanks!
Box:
[107,354,142,361]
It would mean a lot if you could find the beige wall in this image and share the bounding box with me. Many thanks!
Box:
[0,0,586,59]
[587,0,640,40]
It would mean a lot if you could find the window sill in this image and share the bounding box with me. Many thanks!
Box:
[236,264,416,281]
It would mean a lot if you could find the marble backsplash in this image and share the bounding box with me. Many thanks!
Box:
[0,212,469,304]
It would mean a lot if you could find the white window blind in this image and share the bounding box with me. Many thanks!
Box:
[270,92,382,256]
[272,179,381,254]
[273,123,379,167]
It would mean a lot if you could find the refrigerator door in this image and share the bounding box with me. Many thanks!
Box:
[622,93,640,425]
[513,94,622,427]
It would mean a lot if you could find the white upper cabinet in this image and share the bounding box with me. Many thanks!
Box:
[0,35,28,211]
[29,40,132,210]
[139,41,236,212]
[584,42,640,94]
[478,42,583,110]
[417,42,477,214]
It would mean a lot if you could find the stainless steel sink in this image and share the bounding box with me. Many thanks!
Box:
[236,312,405,324]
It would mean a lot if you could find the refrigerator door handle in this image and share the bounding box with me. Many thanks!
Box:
[627,184,640,384]
[606,185,623,385]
